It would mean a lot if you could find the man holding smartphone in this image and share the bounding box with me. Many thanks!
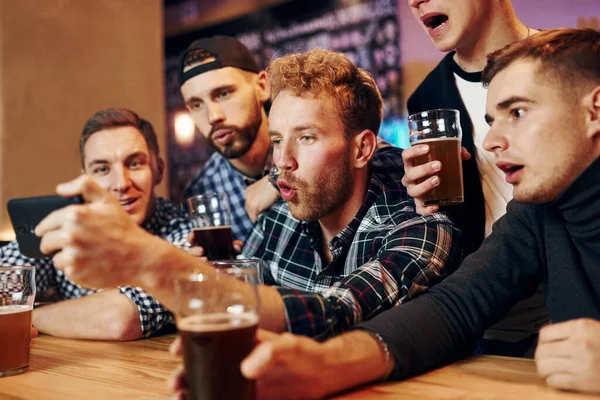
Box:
[0,107,197,341]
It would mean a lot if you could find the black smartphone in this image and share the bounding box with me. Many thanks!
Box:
[7,195,84,258]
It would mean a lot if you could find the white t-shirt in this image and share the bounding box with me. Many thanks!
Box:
[454,71,513,236]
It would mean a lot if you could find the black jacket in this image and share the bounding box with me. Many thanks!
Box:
[358,156,600,379]
[407,52,485,258]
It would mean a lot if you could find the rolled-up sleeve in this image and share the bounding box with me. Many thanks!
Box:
[118,286,175,337]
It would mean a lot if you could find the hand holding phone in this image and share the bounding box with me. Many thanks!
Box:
[7,195,84,258]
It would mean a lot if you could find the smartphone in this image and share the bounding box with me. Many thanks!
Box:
[7,195,84,258]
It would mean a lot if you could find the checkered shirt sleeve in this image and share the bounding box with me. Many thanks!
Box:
[118,197,198,337]
[183,152,255,242]
[242,147,462,340]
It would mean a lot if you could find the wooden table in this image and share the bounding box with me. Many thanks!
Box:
[0,334,598,399]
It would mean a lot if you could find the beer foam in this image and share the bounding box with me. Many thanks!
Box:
[0,305,32,315]
[413,137,461,143]
[193,226,232,231]
[177,312,258,332]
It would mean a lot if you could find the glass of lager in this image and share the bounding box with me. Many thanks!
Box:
[175,261,260,400]
[408,108,464,206]
[186,193,233,261]
[0,266,35,377]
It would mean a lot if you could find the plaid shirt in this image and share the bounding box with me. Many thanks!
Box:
[0,197,197,338]
[183,150,275,243]
[242,146,461,340]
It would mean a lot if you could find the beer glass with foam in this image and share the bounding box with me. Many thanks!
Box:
[0,266,35,377]
[175,261,260,400]
[408,108,464,206]
[186,193,233,260]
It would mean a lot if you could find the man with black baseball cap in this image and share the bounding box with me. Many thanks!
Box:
[178,36,279,243]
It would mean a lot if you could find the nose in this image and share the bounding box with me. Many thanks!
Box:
[274,139,298,173]
[408,0,428,8]
[111,165,132,193]
[206,101,225,126]
[482,123,509,154]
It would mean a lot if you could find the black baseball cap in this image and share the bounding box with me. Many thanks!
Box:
[178,36,261,86]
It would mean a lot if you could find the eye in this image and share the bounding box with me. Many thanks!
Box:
[217,89,232,100]
[92,166,108,175]
[129,161,141,169]
[509,108,526,120]
[271,137,282,146]
[300,135,315,144]
[188,101,203,111]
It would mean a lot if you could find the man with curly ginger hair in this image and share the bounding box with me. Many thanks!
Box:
[238,47,461,339]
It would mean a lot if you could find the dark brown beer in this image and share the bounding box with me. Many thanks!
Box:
[413,137,464,206]
[192,226,233,261]
[0,305,32,375]
[178,313,258,400]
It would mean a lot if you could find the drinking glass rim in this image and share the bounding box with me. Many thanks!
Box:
[177,266,258,283]
[408,108,459,122]
[0,266,34,272]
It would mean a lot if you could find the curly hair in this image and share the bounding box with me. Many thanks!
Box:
[267,48,383,139]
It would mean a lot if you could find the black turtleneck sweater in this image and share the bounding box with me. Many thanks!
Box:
[357,157,600,379]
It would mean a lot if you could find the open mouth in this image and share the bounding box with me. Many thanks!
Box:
[277,181,296,201]
[422,14,448,30]
[119,198,138,207]
[501,165,524,174]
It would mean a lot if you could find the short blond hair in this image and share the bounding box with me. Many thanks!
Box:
[267,48,383,139]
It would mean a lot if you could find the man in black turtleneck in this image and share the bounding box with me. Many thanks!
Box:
[230,28,600,399]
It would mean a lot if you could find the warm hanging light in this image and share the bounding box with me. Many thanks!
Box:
[174,111,196,146]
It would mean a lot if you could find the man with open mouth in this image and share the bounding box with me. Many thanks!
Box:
[402,0,547,357]
[0,107,198,341]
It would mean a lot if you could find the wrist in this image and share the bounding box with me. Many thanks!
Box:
[321,330,395,395]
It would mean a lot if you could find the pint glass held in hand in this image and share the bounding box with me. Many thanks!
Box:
[0,266,35,377]
[175,263,260,400]
[409,109,464,206]
[186,193,233,260]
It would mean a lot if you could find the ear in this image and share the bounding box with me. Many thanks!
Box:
[585,85,600,140]
[154,157,165,186]
[351,129,378,169]
[255,70,271,104]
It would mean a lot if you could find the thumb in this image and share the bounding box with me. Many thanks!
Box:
[56,175,111,204]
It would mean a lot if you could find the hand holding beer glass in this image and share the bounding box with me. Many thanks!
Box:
[405,109,465,208]
[175,260,260,400]
[187,193,234,260]
[0,266,35,377]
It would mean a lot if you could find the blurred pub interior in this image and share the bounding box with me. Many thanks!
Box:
[0,0,597,241]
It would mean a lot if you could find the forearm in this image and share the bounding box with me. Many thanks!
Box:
[134,237,287,332]
[32,289,142,340]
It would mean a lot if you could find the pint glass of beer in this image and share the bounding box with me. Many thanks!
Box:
[175,262,260,400]
[0,266,35,377]
[408,108,464,206]
[186,193,233,260]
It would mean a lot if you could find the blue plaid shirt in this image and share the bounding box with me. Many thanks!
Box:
[242,146,462,340]
[183,152,275,243]
[0,197,198,337]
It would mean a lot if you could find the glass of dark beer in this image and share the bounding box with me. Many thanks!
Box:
[408,108,464,206]
[186,193,233,260]
[175,262,260,400]
[0,266,35,377]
